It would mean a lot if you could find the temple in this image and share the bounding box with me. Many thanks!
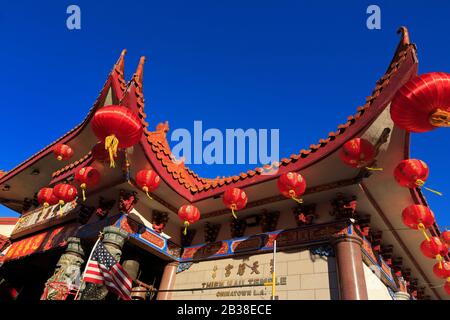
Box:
[0,27,448,300]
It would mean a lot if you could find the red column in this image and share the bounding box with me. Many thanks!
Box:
[156,261,179,300]
[332,234,368,300]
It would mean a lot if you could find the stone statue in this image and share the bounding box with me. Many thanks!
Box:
[42,237,85,300]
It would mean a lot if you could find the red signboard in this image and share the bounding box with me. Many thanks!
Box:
[4,223,78,261]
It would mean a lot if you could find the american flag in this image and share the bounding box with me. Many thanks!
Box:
[83,241,132,300]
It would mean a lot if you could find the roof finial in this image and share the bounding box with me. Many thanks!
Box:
[134,56,146,84]
[115,49,127,75]
[397,26,410,46]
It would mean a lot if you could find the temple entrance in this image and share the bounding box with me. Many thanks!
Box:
[0,248,63,300]
[120,242,167,300]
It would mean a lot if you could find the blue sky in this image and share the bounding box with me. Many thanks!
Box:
[0,1,449,228]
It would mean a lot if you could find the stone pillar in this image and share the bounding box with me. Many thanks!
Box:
[156,261,179,300]
[79,226,129,300]
[42,237,85,300]
[395,291,411,300]
[332,234,368,300]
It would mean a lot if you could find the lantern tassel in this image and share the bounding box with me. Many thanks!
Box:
[81,183,87,202]
[183,221,189,236]
[105,135,119,168]
[289,190,303,204]
[58,200,65,217]
[143,186,153,200]
[418,223,430,242]
[436,255,444,269]
[365,167,384,171]
[231,204,237,219]
[416,179,443,196]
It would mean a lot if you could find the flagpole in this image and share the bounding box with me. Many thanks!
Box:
[74,232,103,300]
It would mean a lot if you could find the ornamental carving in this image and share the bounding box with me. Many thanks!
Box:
[292,203,317,227]
[204,222,221,243]
[95,197,115,219]
[78,204,95,225]
[259,210,280,233]
[119,189,138,214]
[151,210,169,233]
[329,193,358,219]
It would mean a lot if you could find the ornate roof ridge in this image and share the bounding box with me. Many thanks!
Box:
[137,28,417,195]
[0,50,128,186]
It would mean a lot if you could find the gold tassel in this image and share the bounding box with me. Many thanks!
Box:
[366,167,384,171]
[58,200,65,217]
[143,186,153,200]
[418,223,430,242]
[105,134,119,168]
[57,155,63,161]
[80,183,87,201]
[436,255,444,269]
[231,204,237,219]
[416,179,443,196]
[183,221,189,236]
[289,190,303,204]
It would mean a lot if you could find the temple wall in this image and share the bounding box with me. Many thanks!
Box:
[171,248,339,300]
[363,263,393,300]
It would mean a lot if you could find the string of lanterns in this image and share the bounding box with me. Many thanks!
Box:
[339,138,382,171]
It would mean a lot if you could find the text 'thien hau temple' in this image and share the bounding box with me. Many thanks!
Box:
[0,27,448,300]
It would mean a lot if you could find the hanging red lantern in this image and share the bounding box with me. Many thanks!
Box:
[37,187,58,208]
[135,169,161,200]
[91,142,110,163]
[339,138,382,171]
[74,166,101,201]
[441,230,450,246]
[401,204,435,241]
[277,172,306,204]
[91,105,143,168]
[178,204,200,236]
[394,159,442,196]
[391,72,450,133]
[420,237,448,263]
[53,144,74,161]
[223,188,248,219]
[433,261,450,279]
[53,183,78,215]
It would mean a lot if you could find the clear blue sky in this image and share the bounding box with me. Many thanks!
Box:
[0,1,449,228]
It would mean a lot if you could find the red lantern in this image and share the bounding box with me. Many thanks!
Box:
[53,183,78,207]
[441,231,450,246]
[445,281,450,295]
[394,159,442,195]
[91,142,110,163]
[339,138,381,170]
[135,169,161,200]
[91,105,143,168]
[391,72,450,133]
[37,188,58,208]
[53,144,74,161]
[178,204,200,235]
[277,172,306,203]
[74,166,101,201]
[401,204,435,236]
[420,237,448,261]
[223,188,248,219]
[433,261,450,279]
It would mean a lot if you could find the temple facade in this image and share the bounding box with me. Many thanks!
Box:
[0,27,448,300]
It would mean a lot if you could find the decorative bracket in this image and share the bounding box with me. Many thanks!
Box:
[292,203,317,227]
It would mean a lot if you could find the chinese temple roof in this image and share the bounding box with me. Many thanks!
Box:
[0,28,418,204]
